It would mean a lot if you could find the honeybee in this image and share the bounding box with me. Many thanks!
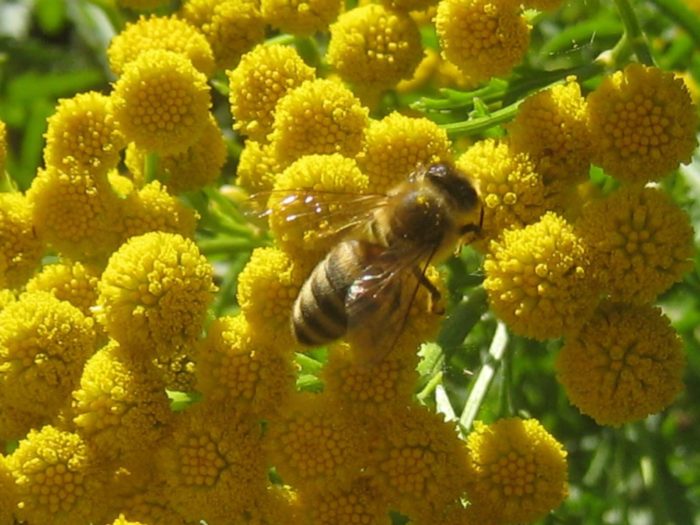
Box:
[262,162,483,354]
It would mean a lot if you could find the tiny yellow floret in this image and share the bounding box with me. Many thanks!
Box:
[236,140,282,193]
[261,0,342,36]
[25,260,100,316]
[0,193,43,288]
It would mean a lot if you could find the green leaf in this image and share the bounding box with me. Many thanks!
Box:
[36,0,68,35]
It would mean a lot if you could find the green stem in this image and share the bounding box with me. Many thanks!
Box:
[651,0,700,48]
[497,342,514,418]
[459,322,509,433]
[613,0,655,65]
[265,33,296,46]
[0,170,17,193]
[144,152,160,184]
[198,237,261,255]
[441,102,523,137]
[417,371,444,403]
[294,36,322,69]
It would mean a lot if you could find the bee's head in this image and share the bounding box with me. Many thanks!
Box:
[425,163,480,213]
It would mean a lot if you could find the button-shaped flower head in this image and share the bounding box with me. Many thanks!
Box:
[0,193,43,288]
[261,0,342,36]
[26,260,100,316]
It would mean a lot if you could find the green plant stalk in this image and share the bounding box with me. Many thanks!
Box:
[497,341,514,418]
[613,0,655,66]
[198,237,262,255]
[441,102,523,137]
[417,371,444,403]
[144,152,160,184]
[0,170,17,193]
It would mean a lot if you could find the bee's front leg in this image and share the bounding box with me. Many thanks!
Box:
[412,266,445,315]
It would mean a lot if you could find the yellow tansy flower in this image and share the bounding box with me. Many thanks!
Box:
[383,0,438,12]
[267,392,369,492]
[0,291,95,419]
[587,63,698,182]
[268,153,369,261]
[7,426,104,525]
[508,79,593,203]
[110,514,148,525]
[0,193,43,288]
[25,260,100,316]
[196,315,296,417]
[246,485,304,525]
[236,140,282,193]
[237,246,306,345]
[261,0,342,36]
[396,48,441,94]
[44,91,125,176]
[180,0,266,70]
[269,79,369,166]
[483,212,599,340]
[115,468,189,525]
[112,49,211,155]
[0,455,16,525]
[300,476,389,525]
[358,112,451,194]
[327,5,422,91]
[456,139,546,242]
[152,346,197,392]
[0,289,14,312]
[576,186,694,304]
[465,418,568,525]
[435,0,530,84]
[72,340,173,462]
[228,44,316,142]
[120,181,198,241]
[158,405,268,523]
[370,403,470,521]
[108,15,215,77]
[96,232,216,360]
[556,302,685,426]
[0,403,46,443]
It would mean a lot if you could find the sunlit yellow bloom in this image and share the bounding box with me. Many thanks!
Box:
[44,92,125,175]
[396,48,441,94]
[117,0,169,8]
[237,247,306,345]
[0,455,16,525]
[28,167,123,262]
[327,5,422,90]
[300,476,389,525]
[0,291,95,418]
[268,154,369,260]
[267,392,369,492]
[97,232,216,359]
[436,0,530,84]
[484,212,599,340]
[158,405,268,523]
[587,63,698,182]
[180,0,266,70]
[115,467,189,525]
[7,426,103,525]
[112,50,211,155]
[508,79,593,206]
[576,186,694,304]
[121,181,198,241]
[108,15,215,77]
[0,120,6,173]
[196,315,296,417]
[0,193,42,288]
[25,260,99,316]
[236,140,282,193]
[228,44,316,141]
[456,139,546,242]
[109,514,148,525]
[270,79,369,165]
[246,485,304,525]
[371,404,469,521]
[358,112,451,194]
[261,0,342,36]
[556,302,685,426]
[72,340,173,462]
[465,418,568,525]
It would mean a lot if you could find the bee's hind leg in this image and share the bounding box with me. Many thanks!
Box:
[412,266,445,315]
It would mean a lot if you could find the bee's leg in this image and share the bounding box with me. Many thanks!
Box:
[412,266,444,315]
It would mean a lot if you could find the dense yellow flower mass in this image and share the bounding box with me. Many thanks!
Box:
[587,63,698,182]
[112,49,211,155]
[327,5,422,91]
[25,260,100,316]
[235,140,281,193]
[300,476,388,525]
[261,0,342,36]
[0,455,16,525]
[465,418,568,525]
[556,302,685,426]
[108,15,214,77]
[0,192,43,288]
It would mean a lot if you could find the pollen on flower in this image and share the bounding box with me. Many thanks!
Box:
[587,63,698,182]
[6,426,102,525]
[261,0,342,36]
[0,291,95,419]
[358,112,451,194]
[300,476,389,525]
[577,186,694,304]
[25,260,100,316]
[108,15,215,77]
[0,192,43,288]
[465,418,568,525]
[112,50,211,155]
[43,92,125,176]
[109,514,149,525]
[237,247,305,345]
[97,232,216,360]
[180,0,265,70]
[236,140,282,193]
[228,44,316,141]
[556,302,685,426]
[327,5,422,91]
[268,154,369,261]
[456,139,546,242]
[483,212,599,340]
[72,340,173,462]
[269,79,369,166]
[196,315,296,417]
[436,0,530,84]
